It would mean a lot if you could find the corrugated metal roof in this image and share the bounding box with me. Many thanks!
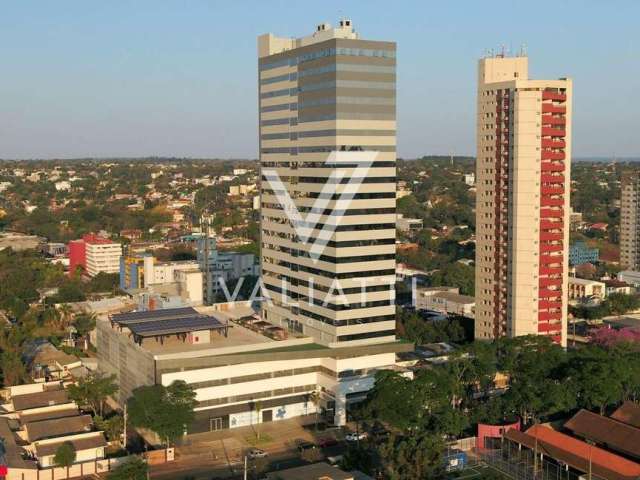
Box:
[505,424,640,480]
[565,409,640,459]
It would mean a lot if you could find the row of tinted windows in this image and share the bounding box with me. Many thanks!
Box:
[260,47,396,71]
[261,129,396,140]
[260,112,394,126]
[261,161,396,168]
[260,63,395,87]
[261,146,396,154]
[261,80,395,99]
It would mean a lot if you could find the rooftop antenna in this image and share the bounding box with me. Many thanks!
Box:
[520,43,527,57]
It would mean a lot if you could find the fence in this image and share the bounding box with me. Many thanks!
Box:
[8,455,132,480]
[479,445,607,480]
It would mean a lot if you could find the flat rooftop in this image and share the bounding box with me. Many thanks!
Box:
[139,321,273,355]
[106,305,287,355]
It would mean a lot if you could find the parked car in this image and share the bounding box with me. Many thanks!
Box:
[247,448,268,459]
[318,437,338,448]
[345,431,368,442]
[297,441,318,452]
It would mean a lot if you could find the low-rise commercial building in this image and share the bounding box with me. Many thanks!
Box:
[196,235,257,304]
[567,277,606,302]
[0,232,43,252]
[618,270,640,288]
[97,305,411,432]
[396,214,423,233]
[120,253,203,303]
[604,279,632,296]
[415,287,475,318]
[69,233,122,277]
[503,403,640,479]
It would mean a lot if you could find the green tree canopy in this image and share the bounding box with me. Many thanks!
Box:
[53,442,76,471]
[127,380,197,446]
[107,456,148,480]
[67,372,118,416]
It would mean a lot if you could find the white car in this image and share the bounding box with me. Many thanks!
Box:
[345,432,367,442]
[247,448,268,459]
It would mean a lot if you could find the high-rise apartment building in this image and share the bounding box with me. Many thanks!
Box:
[620,178,640,270]
[258,20,397,347]
[475,55,572,346]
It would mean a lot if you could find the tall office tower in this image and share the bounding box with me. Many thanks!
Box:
[258,21,397,346]
[620,178,640,270]
[257,22,408,424]
[475,54,572,347]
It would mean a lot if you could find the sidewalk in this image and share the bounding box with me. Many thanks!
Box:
[151,415,334,478]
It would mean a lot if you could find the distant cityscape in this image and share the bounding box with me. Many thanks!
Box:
[0,17,639,480]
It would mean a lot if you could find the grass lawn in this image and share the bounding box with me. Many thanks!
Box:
[245,432,274,446]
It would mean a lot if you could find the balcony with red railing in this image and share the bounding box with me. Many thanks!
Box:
[538,321,563,333]
[542,115,566,126]
[542,91,567,102]
[542,138,566,148]
[540,277,562,288]
[542,104,567,114]
[541,173,565,183]
[540,232,563,241]
[539,288,562,299]
[542,127,566,137]
[542,150,565,161]
[541,161,565,172]
[540,219,563,230]
[540,243,563,253]
[541,197,564,207]
[541,186,565,196]
[539,300,562,309]
[540,266,563,276]
[540,254,563,265]
[539,311,562,321]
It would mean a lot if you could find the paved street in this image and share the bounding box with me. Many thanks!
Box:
[150,416,343,479]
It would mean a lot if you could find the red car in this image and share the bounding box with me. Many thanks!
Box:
[318,437,338,448]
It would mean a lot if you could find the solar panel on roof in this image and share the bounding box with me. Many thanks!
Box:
[112,307,199,325]
[127,315,226,337]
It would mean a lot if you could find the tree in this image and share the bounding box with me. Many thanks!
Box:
[127,381,196,447]
[378,432,446,480]
[107,456,148,480]
[567,345,626,414]
[73,311,97,340]
[95,414,125,444]
[54,442,76,477]
[252,400,263,439]
[57,303,75,331]
[307,390,321,430]
[0,350,27,386]
[67,372,118,416]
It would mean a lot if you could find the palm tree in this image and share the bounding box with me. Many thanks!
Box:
[42,306,61,330]
[58,303,74,329]
[253,400,263,440]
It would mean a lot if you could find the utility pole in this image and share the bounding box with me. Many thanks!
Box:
[533,436,537,478]
[123,403,128,450]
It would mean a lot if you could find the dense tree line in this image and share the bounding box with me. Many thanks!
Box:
[345,336,640,479]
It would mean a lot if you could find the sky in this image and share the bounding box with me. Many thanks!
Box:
[0,0,638,159]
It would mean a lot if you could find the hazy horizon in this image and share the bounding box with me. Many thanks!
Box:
[1,1,639,159]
